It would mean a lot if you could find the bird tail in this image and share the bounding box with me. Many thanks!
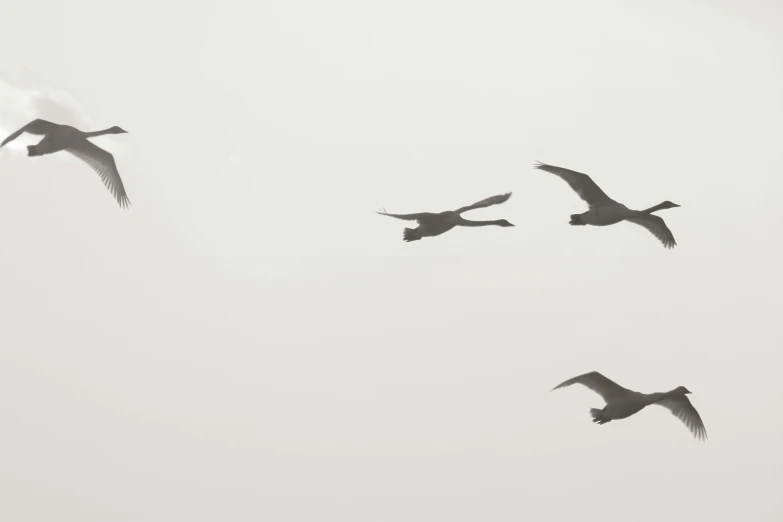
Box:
[27,145,42,157]
[403,228,421,242]
[569,214,585,226]
[590,408,608,424]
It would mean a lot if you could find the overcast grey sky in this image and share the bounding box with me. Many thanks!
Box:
[1,1,781,521]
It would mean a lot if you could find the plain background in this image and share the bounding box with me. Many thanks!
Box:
[1,1,781,521]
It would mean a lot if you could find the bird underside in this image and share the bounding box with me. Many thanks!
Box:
[403,221,456,241]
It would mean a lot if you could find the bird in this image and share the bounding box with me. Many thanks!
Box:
[552,371,707,440]
[533,162,679,248]
[1,118,130,208]
[377,192,515,242]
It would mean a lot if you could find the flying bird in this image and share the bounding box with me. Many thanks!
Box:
[552,371,707,440]
[1,119,130,208]
[533,162,679,248]
[378,192,515,242]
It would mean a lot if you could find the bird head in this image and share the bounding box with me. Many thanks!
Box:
[109,126,129,134]
[496,219,515,227]
[659,201,680,209]
[674,386,692,394]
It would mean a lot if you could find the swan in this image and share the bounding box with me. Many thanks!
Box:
[552,371,707,440]
[534,162,679,248]
[378,192,515,242]
[1,118,130,208]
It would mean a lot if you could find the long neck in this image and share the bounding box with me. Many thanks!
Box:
[641,202,670,214]
[457,217,506,227]
[644,390,679,406]
[83,128,116,138]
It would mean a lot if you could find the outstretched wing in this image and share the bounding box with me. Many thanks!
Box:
[376,209,435,223]
[654,395,707,441]
[455,192,512,214]
[66,139,131,208]
[534,162,614,208]
[626,215,677,249]
[1,119,59,148]
[552,371,634,403]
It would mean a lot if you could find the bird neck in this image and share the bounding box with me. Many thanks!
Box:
[644,390,681,405]
[641,202,670,214]
[457,217,504,227]
[83,128,116,138]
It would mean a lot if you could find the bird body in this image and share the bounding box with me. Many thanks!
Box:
[1,118,131,208]
[597,394,648,421]
[575,202,635,226]
[534,162,679,248]
[553,371,707,440]
[378,192,515,242]
[26,124,81,155]
[404,211,459,240]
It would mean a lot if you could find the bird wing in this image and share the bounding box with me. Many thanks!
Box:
[455,192,512,214]
[552,371,634,403]
[1,119,59,148]
[534,162,614,208]
[377,209,436,223]
[654,396,707,440]
[65,139,131,208]
[625,215,677,249]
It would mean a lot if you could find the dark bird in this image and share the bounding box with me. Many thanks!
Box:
[378,192,514,242]
[552,371,707,440]
[1,119,130,208]
[534,162,679,248]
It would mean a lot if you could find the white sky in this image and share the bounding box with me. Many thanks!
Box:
[0,1,781,521]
